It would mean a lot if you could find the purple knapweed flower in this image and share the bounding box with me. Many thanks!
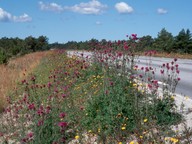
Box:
[59,112,66,118]
[58,122,68,128]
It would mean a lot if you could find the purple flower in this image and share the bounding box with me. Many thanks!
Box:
[0,132,3,137]
[58,122,68,128]
[27,132,33,138]
[59,112,66,118]
[37,106,44,116]
[28,103,35,110]
[38,120,44,126]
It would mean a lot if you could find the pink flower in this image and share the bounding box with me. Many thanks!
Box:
[58,122,68,128]
[46,106,51,114]
[117,52,122,57]
[131,34,138,40]
[124,45,129,50]
[62,94,67,98]
[47,82,52,88]
[80,106,84,110]
[105,90,109,95]
[174,58,177,62]
[110,81,114,86]
[21,138,27,143]
[31,76,36,81]
[27,132,33,138]
[117,40,121,45]
[37,106,44,116]
[59,112,66,118]
[28,103,35,110]
[148,84,152,89]
[0,132,3,137]
[160,70,164,74]
[38,120,44,126]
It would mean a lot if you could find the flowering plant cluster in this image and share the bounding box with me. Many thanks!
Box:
[0,35,189,143]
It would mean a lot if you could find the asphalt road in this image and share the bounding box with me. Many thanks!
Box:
[137,56,192,97]
[67,51,192,97]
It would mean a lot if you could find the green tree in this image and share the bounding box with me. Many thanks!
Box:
[36,36,49,51]
[138,35,154,51]
[153,28,174,52]
[24,36,37,52]
[0,48,8,64]
[173,29,192,53]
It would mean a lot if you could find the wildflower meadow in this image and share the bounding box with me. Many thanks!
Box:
[0,35,192,143]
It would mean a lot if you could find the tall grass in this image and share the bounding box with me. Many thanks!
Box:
[0,51,51,112]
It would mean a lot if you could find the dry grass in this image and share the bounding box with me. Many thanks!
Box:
[0,51,52,112]
[154,52,192,59]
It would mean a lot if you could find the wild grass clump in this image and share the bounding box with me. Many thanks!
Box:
[0,51,50,113]
[0,35,189,143]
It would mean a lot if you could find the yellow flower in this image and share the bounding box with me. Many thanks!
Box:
[121,126,126,130]
[170,137,179,143]
[118,142,122,144]
[98,128,100,133]
[144,118,148,123]
[140,90,145,93]
[171,95,175,100]
[139,135,143,139]
[185,96,189,100]
[133,83,137,87]
[88,130,92,133]
[129,140,138,144]
[122,123,126,126]
[75,135,79,140]
[164,137,169,141]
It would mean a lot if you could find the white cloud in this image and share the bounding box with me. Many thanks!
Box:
[0,8,12,22]
[96,21,102,25]
[13,14,32,22]
[157,8,168,14]
[39,1,63,12]
[65,0,107,15]
[115,2,133,14]
[0,8,32,22]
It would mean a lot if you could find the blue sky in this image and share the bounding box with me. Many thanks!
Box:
[0,0,192,43]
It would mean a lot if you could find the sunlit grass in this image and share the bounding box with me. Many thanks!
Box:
[0,51,51,112]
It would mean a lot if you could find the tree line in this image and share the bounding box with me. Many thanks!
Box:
[0,28,192,64]
[0,36,49,64]
[59,28,192,53]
